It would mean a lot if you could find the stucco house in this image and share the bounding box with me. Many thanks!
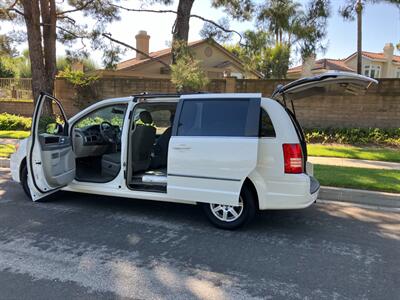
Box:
[112,31,261,79]
[287,43,400,79]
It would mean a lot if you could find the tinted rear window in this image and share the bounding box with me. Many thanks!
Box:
[259,108,276,137]
[177,99,256,137]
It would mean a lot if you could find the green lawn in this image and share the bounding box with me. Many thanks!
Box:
[314,164,400,194]
[0,144,16,158]
[308,144,400,163]
[0,130,30,139]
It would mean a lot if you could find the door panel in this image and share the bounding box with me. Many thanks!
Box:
[27,93,75,201]
[168,136,258,205]
[167,95,260,206]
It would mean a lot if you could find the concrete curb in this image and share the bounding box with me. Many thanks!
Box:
[0,158,10,168]
[319,186,400,208]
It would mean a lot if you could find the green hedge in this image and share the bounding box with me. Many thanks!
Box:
[0,113,32,131]
[304,128,400,147]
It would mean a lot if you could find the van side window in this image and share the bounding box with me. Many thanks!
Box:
[177,99,256,137]
[259,108,276,137]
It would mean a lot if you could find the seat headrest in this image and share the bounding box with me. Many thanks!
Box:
[139,111,153,124]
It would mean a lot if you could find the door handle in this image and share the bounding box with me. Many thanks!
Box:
[173,145,191,150]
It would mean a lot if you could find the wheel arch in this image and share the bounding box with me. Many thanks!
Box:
[242,177,259,210]
[19,157,27,179]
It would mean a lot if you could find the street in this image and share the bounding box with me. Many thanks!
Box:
[0,169,399,300]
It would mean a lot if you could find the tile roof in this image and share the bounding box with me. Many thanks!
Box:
[288,58,355,73]
[356,51,400,63]
[116,40,205,70]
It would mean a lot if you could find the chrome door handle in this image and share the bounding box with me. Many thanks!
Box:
[173,145,191,150]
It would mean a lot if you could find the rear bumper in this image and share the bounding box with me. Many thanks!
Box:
[257,174,320,210]
[310,176,320,195]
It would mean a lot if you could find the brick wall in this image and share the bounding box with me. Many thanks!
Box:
[1,76,399,128]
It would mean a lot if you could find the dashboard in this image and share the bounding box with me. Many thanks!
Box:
[75,125,105,146]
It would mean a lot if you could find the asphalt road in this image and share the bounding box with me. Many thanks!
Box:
[0,169,399,300]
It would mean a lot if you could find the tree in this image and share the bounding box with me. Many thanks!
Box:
[226,0,329,78]
[170,44,209,92]
[257,0,330,60]
[340,0,400,74]
[0,34,17,57]
[0,0,120,103]
[107,0,253,64]
[257,0,301,44]
[225,30,290,78]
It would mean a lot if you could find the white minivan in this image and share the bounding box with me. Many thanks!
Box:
[10,72,377,229]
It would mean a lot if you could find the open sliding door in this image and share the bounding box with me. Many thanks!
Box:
[167,94,261,206]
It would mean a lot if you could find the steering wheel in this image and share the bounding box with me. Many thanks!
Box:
[100,121,119,144]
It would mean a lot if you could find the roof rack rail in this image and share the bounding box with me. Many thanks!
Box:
[130,91,208,101]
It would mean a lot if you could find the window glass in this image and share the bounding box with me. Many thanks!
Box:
[75,104,127,129]
[38,97,66,135]
[177,99,253,137]
[133,104,176,135]
[259,109,276,137]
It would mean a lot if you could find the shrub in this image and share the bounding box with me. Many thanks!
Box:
[170,41,209,92]
[304,128,400,147]
[0,113,32,131]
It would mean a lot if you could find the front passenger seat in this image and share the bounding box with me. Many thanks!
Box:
[130,111,156,174]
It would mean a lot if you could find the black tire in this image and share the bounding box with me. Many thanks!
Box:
[202,185,257,230]
[20,163,32,200]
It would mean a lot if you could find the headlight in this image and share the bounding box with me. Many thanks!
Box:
[14,143,20,152]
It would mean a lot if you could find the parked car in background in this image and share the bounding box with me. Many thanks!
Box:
[10,71,377,229]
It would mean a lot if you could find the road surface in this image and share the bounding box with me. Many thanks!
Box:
[0,169,399,299]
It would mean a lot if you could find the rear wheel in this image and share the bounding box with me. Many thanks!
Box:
[20,163,32,200]
[202,185,256,230]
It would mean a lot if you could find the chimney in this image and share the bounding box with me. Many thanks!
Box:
[383,43,394,62]
[135,30,150,60]
[302,54,316,77]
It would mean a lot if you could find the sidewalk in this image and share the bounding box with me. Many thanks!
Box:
[0,138,20,145]
[309,156,400,170]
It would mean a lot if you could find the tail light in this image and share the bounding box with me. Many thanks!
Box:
[283,143,303,174]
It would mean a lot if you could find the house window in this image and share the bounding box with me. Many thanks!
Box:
[364,65,381,78]
[396,68,400,78]
[364,65,370,76]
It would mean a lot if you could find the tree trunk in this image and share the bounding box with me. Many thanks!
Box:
[171,0,195,63]
[21,0,46,104]
[356,0,362,75]
[40,0,57,95]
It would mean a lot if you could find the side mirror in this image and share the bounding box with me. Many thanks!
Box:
[55,123,64,134]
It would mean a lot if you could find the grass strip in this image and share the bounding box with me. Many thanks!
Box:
[314,164,400,194]
[308,144,400,163]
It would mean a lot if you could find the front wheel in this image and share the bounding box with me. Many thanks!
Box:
[202,185,256,230]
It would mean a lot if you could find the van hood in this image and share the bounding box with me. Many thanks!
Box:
[271,71,378,101]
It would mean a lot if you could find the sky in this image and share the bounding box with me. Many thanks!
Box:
[1,0,399,67]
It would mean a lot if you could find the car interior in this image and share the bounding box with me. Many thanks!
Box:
[126,102,177,193]
[71,104,128,182]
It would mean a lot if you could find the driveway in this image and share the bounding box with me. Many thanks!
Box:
[0,169,399,299]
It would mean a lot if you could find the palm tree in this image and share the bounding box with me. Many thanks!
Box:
[258,0,301,45]
[340,0,400,74]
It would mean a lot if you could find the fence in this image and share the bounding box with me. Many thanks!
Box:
[0,76,399,128]
[0,78,32,100]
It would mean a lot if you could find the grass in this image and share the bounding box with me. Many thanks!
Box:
[0,144,16,158]
[308,144,400,163]
[0,130,30,139]
[314,164,400,194]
